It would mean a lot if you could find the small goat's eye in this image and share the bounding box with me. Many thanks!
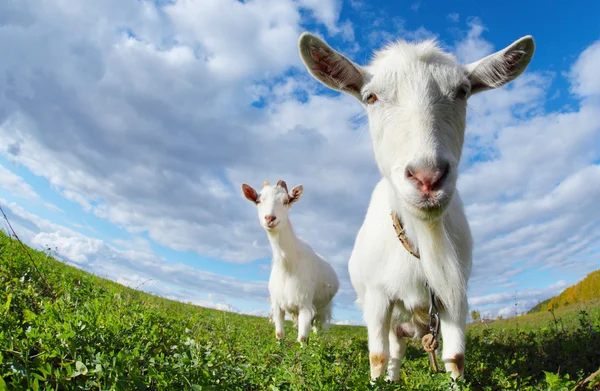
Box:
[455,86,469,101]
[366,93,378,104]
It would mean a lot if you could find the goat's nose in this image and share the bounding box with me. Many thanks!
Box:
[265,215,276,224]
[405,162,450,195]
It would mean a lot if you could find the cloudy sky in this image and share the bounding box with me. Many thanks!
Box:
[1,0,599,323]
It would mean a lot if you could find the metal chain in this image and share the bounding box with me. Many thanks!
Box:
[428,284,440,338]
[422,283,441,373]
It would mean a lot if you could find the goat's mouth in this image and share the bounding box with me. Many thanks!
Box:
[265,222,280,230]
[404,195,452,220]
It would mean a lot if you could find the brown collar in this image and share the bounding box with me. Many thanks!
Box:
[391,212,420,259]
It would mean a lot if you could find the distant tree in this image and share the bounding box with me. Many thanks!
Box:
[537,269,600,312]
[470,310,481,323]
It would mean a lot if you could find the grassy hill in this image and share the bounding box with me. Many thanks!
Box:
[528,297,552,314]
[1,230,599,390]
[529,270,600,314]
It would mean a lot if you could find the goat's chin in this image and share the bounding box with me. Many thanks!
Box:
[263,222,281,233]
[402,192,453,221]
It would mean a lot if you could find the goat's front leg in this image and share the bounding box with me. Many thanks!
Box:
[440,298,468,380]
[364,289,392,381]
[297,306,314,343]
[272,304,285,340]
[386,325,407,382]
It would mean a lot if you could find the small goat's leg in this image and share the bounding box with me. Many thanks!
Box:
[364,289,392,381]
[440,300,468,379]
[272,304,285,340]
[297,306,314,343]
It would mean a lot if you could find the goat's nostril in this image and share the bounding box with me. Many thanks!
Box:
[265,215,276,224]
[405,166,416,180]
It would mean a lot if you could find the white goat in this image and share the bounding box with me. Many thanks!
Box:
[298,33,534,381]
[242,180,339,343]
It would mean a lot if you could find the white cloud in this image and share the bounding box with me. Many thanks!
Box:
[165,0,301,79]
[454,18,494,64]
[469,280,569,319]
[62,190,92,212]
[334,319,363,326]
[0,164,39,200]
[366,17,436,46]
[116,274,158,290]
[242,309,269,318]
[470,280,568,307]
[32,231,105,264]
[570,40,600,97]
[192,300,239,314]
[447,13,459,23]
[297,0,352,40]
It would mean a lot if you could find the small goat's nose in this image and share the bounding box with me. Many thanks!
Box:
[406,162,450,195]
[265,215,276,224]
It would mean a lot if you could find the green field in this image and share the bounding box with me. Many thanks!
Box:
[1,230,599,390]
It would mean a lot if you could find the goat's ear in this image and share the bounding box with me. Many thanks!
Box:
[298,32,366,101]
[288,185,303,205]
[465,35,535,95]
[276,180,288,193]
[241,184,259,204]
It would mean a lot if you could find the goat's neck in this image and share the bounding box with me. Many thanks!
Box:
[267,222,299,268]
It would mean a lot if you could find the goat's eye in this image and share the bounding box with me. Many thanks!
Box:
[455,86,470,101]
[366,93,378,104]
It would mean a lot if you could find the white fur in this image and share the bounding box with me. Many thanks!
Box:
[241,181,339,343]
[299,33,535,380]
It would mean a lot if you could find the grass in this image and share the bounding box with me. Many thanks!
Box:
[1,230,599,390]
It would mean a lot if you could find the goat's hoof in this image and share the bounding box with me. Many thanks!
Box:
[275,332,284,340]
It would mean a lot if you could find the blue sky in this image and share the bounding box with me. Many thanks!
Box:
[1,0,599,323]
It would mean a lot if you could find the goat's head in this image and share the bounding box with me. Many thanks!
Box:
[299,33,534,220]
[241,180,303,232]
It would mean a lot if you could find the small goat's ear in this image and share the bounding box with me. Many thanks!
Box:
[288,185,303,205]
[298,32,366,101]
[241,184,259,204]
[276,180,288,193]
[465,35,535,95]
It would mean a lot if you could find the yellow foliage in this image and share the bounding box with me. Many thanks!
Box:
[546,269,600,311]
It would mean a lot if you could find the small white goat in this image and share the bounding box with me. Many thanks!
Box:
[298,33,534,380]
[242,180,339,343]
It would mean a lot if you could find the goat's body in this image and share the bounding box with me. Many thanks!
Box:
[298,30,534,382]
[349,178,472,380]
[268,223,339,341]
